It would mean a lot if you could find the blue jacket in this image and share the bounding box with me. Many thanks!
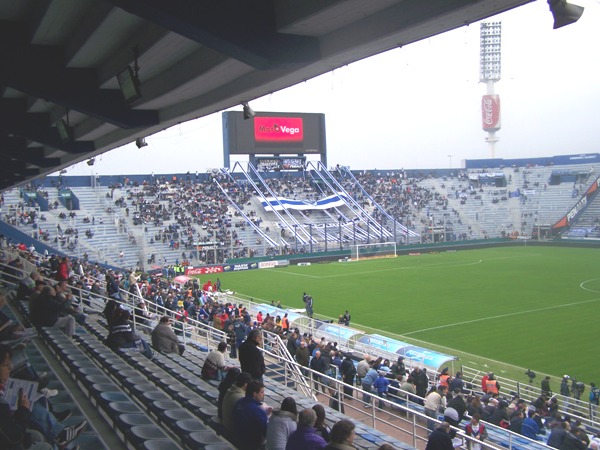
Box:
[285,426,327,450]
[233,396,268,450]
[362,368,378,386]
[521,417,541,440]
[373,375,390,394]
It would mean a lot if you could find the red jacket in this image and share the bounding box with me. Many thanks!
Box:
[481,375,489,392]
[56,260,69,281]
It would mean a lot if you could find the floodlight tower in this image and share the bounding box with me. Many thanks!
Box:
[479,21,502,158]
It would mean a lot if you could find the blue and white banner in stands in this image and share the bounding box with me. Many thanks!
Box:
[261,193,352,211]
[317,323,363,341]
[358,334,457,371]
[222,262,258,272]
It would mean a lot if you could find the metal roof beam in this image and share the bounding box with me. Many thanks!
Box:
[0,27,158,129]
[0,107,95,154]
[106,0,320,70]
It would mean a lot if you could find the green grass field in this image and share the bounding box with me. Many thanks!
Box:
[213,245,600,386]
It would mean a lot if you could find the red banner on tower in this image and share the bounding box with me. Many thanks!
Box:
[481,94,501,131]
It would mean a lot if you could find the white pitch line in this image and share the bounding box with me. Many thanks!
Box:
[404,296,600,336]
[273,259,483,280]
[580,278,600,294]
[275,252,540,280]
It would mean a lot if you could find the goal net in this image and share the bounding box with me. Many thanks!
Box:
[352,242,397,261]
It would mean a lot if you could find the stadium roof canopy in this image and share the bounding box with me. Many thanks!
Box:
[0,0,532,191]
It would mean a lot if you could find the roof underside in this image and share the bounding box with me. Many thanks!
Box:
[0,0,533,191]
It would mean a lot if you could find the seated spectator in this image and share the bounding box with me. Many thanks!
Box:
[133,300,154,328]
[312,403,331,441]
[222,372,252,436]
[266,397,298,450]
[425,422,453,450]
[444,389,467,438]
[16,270,41,301]
[324,419,356,450]
[398,376,417,406]
[521,409,544,441]
[151,316,184,355]
[1,343,52,450]
[509,410,524,434]
[233,380,270,450]
[0,343,86,449]
[285,408,327,450]
[217,368,240,421]
[546,420,569,449]
[488,400,509,427]
[201,342,230,381]
[464,414,488,450]
[0,293,37,346]
[29,286,76,339]
[104,308,153,359]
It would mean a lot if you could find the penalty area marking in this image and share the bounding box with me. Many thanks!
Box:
[271,252,541,280]
[269,259,484,279]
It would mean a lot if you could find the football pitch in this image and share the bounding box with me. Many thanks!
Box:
[214,245,600,386]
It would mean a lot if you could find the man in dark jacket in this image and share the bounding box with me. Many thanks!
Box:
[444,389,467,437]
[340,353,356,398]
[238,329,265,381]
[233,380,269,450]
[425,422,453,450]
[309,350,329,393]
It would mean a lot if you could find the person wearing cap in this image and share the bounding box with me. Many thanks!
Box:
[390,356,405,379]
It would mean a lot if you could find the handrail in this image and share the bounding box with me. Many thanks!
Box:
[462,365,600,428]
[258,343,544,450]
[261,328,316,400]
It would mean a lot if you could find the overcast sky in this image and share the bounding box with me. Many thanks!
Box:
[64,0,599,176]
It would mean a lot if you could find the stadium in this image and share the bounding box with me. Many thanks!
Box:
[0,1,598,450]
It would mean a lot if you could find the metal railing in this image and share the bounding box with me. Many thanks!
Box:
[463,365,600,428]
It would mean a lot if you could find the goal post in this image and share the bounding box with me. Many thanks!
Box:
[352,242,397,261]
